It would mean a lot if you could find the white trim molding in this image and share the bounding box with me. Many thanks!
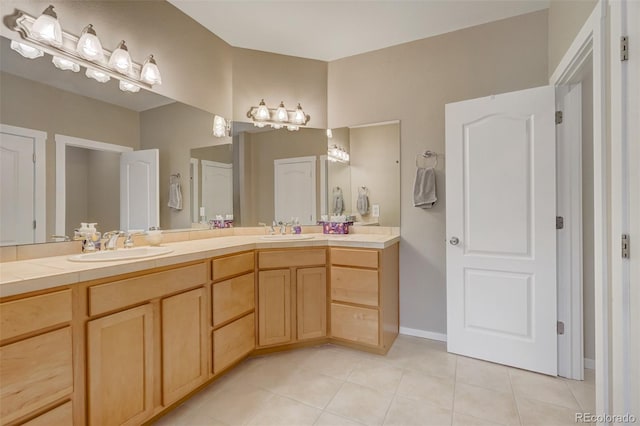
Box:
[551,0,608,415]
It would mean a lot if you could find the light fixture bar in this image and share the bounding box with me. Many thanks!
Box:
[246,100,311,131]
[8,9,153,90]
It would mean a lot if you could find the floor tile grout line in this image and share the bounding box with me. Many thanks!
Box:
[451,354,458,426]
[508,368,524,426]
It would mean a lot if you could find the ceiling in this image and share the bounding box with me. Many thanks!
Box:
[169,0,550,62]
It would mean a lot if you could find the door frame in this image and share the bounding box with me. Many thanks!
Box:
[549,0,607,412]
[55,134,132,236]
[609,0,637,415]
[0,124,47,243]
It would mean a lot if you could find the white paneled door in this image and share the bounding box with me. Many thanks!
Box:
[201,160,233,219]
[274,156,316,225]
[445,86,557,376]
[120,149,159,231]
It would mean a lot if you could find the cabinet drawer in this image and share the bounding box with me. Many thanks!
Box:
[22,401,73,426]
[89,263,207,315]
[330,248,378,268]
[213,272,255,327]
[1,289,71,342]
[259,249,326,269]
[214,313,255,374]
[213,252,254,281]
[0,327,73,424]
[331,267,379,306]
[331,303,379,346]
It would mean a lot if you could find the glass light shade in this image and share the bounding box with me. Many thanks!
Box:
[10,40,43,59]
[140,55,162,85]
[108,41,132,75]
[255,99,269,121]
[293,103,306,125]
[31,6,62,46]
[213,115,227,137]
[119,80,140,92]
[77,25,105,62]
[326,129,333,138]
[85,68,110,83]
[52,56,80,72]
[287,125,299,131]
[254,122,266,128]
[272,124,283,130]
[275,101,288,122]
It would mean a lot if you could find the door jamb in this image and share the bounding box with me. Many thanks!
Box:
[549,0,608,415]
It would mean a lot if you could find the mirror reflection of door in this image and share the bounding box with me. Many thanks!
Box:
[0,125,46,245]
[201,160,233,220]
[274,156,316,225]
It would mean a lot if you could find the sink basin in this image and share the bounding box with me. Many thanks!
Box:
[260,234,315,241]
[68,247,173,262]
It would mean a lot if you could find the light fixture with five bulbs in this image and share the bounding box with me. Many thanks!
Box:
[8,5,162,94]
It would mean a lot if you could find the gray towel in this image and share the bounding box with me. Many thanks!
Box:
[413,167,437,208]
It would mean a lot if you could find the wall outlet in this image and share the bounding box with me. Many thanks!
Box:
[372,204,380,217]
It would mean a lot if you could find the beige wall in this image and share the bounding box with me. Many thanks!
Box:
[139,102,227,230]
[0,0,233,117]
[547,0,598,77]
[349,123,400,226]
[241,128,327,226]
[232,48,328,128]
[328,10,548,334]
[0,71,140,237]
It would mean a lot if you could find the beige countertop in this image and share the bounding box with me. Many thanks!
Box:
[0,233,399,298]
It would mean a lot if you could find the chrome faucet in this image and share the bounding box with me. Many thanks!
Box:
[277,221,289,235]
[124,231,142,248]
[102,231,123,250]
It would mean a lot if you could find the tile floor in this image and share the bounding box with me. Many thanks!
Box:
[154,336,595,426]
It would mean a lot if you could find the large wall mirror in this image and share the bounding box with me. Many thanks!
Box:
[0,33,400,247]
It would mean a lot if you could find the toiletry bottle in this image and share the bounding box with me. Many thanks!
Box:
[293,218,302,234]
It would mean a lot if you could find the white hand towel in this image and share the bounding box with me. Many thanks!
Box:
[168,182,183,210]
[413,167,437,208]
[332,187,344,215]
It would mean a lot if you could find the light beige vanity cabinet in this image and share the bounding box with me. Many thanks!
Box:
[257,249,327,348]
[85,262,209,425]
[329,244,399,353]
[0,289,74,426]
[0,237,399,425]
[211,251,256,374]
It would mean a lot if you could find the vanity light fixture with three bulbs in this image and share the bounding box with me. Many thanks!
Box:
[8,5,162,93]
[246,99,311,131]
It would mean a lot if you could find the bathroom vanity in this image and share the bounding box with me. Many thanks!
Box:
[0,232,399,425]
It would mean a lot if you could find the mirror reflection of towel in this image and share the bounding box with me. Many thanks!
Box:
[332,187,344,215]
[168,182,183,210]
[357,187,369,215]
[414,167,437,209]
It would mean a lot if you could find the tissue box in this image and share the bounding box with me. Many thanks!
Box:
[209,219,234,229]
[319,221,353,234]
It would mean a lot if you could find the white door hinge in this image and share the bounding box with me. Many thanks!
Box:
[32,153,36,163]
[622,234,630,259]
[556,216,564,229]
[621,36,629,61]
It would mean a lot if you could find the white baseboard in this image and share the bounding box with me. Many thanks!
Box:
[399,327,447,342]
[584,358,595,370]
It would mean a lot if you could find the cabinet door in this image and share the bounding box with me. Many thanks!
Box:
[87,304,154,426]
[0,327,73,424]
[258,269,291,346]
[297,267,327,340]
[162,288,208,406]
